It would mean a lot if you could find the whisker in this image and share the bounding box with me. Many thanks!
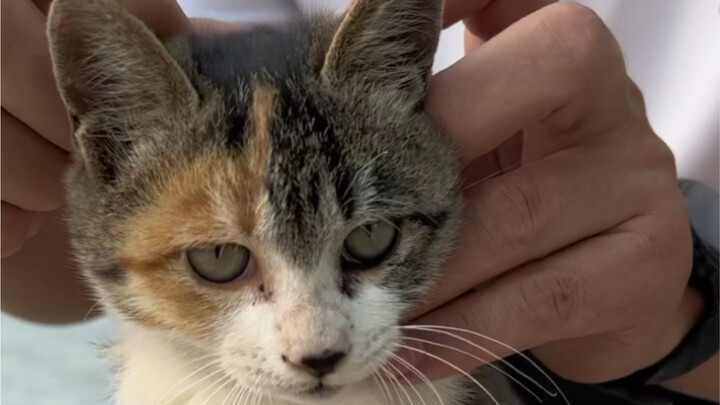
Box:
[221,384,239,405]
[193,373,229,403]
[235,384,252,405]
[160,366,225,405]
[234,385,249,405]
[230,386,243,405]
[380,363,411,405]
[83,301,102,321]
[382,352,429,405]
[401,325,569,404]
[200,375,234,405]
[462,160,522,191]
[399,336,541,403]
[251,388,263,405]
[158,359,222,405]
[371,372,393,405]
[394,343,501,405]
[384,351,446,405]
[341,151,389,206]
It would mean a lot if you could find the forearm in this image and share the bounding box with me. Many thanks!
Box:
[1,209,97,324]
[662,352,719,402]
[657,286,719,402]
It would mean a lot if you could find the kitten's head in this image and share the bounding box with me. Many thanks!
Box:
[49,0,459,401]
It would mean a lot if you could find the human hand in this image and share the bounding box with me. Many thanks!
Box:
[0,0,196,323]
[0,0,191,258]
[397,0,699,386]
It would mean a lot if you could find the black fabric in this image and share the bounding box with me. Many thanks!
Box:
[644,228,719,384]
[502,352,716,405]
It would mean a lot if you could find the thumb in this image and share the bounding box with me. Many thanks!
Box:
[123,0,192,38]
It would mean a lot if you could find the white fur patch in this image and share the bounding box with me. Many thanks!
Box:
[107,279,477,405]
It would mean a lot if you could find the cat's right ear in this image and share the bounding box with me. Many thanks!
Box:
[47,0,197,182]
[321,0,443,113]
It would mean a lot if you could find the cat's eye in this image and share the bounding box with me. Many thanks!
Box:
[342,221,399,269]
[187,244,252,283]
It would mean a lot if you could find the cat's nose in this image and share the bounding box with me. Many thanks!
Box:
[283,350,346,377]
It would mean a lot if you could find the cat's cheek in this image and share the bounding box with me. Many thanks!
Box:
[216,303,295,387]
[328,284,404,384]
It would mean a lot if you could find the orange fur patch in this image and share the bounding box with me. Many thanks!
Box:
[115,84,277,337]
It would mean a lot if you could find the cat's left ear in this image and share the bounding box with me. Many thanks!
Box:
[321,0,443,111]
[47,0,198,181]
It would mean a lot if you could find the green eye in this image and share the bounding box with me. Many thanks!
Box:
[342,221,399,269]
[187,244,251,283]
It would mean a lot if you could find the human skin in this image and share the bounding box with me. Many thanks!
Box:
[394,0,717,401]
[1,0,191,323]
[1,0,716,401]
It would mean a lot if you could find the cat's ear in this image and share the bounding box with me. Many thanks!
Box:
[47,0,197,182]
[321,0,442,111]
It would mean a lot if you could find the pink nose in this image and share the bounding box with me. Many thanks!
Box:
[282,350,347,377]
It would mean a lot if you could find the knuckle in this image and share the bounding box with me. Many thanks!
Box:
[631,135,679,185]
[648,139,677,173]
[518,269,584,329]
[482,178,545,249]
[543,3,623,80]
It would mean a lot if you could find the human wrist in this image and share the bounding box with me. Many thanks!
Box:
[598,225,719,401]
[661,353,719,402]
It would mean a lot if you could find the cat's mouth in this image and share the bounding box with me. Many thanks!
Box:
[296,382,342,399]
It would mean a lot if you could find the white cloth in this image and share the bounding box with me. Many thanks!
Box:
[176,0,719,191]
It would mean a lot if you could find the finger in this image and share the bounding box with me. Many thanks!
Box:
[463,29,484,54]
[190,18,245,35]
[463,0,554,40]
[1,0,71,150]
[1,202,39,258]
[33,0,191,38]
[448,0,555,61]
[443,0,551,30]
[120,0,192,38]
[407,136,664,318]
[401,221,689,381]
[428,3,628,164]
[534,286,703,383]
[1,109,68,211]
[442,0,493,28]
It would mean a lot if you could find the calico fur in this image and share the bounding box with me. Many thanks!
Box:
[48,0,521,403]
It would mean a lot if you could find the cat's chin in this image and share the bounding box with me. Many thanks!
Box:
[295,382,343,398]
[271,382,344,404]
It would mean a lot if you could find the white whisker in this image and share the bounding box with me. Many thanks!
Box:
[158,359,223,405]
[401,325,570,404]
[462,161,522,191]
[382,352,428,405]
[380,363,411,405]
[394,343,501,405]
[384,351,446,405]
[235,384,252,405]
[221,384,239,405]
[399,335,541,402]
[341,151,389,207]
[83,301,102,321]
[200,375,234,405]
[372,371,393,404]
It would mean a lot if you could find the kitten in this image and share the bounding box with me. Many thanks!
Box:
[48,0,520,403]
